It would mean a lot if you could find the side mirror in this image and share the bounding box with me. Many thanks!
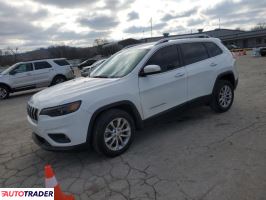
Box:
[140,65,161,76]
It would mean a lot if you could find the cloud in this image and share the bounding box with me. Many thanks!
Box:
[78,15,119,30]
[0,19,37,36]
[124,22,167,34]
[203,0,266,18]
[102,0,135,11]
[187,18,205,27]
[127,11,139,20]
[161,7,198,21]
[31,0,95,8]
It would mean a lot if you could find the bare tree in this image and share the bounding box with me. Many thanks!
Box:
[93,38,108,47]
[7,47,19,62]
[251,23,266,31]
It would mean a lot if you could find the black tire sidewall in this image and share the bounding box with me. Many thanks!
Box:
[211,80,234,112]
[93,109,135,157]
[0,85,9,99]
[52,76,66,85]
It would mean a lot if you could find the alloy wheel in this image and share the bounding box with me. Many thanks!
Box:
[0,87,7,99]
[104,117,131,151]
[218,85,232,108]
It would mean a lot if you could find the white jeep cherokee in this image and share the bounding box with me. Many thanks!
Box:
[0,58,74,99]
[27,37,238,157]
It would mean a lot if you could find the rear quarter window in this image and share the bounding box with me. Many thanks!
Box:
[180,43,209,65]
[54,59,70,66]
[204,42,223,57]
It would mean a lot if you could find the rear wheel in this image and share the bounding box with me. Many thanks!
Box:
[210,80,234,113]
[0,85,9,100]
[51,75,66,85]
[92,109,135,157]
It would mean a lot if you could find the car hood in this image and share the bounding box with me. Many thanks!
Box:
[30,77,119,107]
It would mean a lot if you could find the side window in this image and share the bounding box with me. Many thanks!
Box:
[54,59,69,66]
[180,43,209,65]
[146,45,181,72]
[204,42,223,57]
[12,63,33,74]
[34,61,52,70]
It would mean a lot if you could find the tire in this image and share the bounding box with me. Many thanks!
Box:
[0,85,10,100]
[51,75,66,85]
[210,80,234,113]
[92,109,135,157]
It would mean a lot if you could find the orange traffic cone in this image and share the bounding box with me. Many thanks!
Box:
[45,165,75,200]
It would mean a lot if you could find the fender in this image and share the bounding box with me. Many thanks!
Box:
[86,100,143,143]
[0,82,12,92]
[212,71,237,93]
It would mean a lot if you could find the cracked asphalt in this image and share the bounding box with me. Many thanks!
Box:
[1,54,266,200]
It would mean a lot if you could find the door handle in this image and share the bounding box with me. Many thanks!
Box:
[210,63,218,67]
[175,72,185,78]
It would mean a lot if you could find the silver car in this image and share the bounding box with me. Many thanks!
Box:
[0,58,75,99]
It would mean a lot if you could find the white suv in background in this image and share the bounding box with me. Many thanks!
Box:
[27,36,238,157]
[0,58,74,99]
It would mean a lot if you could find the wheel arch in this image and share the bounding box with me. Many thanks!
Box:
[50,74,67,85]
[0,82,12,92]
[86,100,143,144]
[213,71,236,92]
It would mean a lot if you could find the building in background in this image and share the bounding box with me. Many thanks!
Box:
[140,28,266,48]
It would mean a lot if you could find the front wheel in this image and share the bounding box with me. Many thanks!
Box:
[210,80,234,113]
[92,109,135,157]
[0,85,9,100]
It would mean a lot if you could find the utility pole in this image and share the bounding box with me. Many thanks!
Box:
[219,18,221,29]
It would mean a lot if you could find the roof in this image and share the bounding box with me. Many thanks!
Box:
[20,58,66,63]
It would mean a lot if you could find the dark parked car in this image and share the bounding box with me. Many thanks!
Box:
[260,48,266,56]
[81,59,107,77]
[78,59,98,69]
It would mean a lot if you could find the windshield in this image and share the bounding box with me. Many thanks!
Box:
[90,48,149,78]
[1,63,17,75]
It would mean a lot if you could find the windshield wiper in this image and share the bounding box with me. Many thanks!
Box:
[92,75,110,78]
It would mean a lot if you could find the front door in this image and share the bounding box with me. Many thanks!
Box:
[9,63,35,89]
[139,45,187,119]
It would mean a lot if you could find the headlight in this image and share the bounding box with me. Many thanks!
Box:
[40,101,81,117]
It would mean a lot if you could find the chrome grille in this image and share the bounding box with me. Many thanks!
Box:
[27,104,39,121]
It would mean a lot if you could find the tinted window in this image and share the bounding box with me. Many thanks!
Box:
[34,61,52,70]
[181,43,209,65]
[12,63,33,74]
[146,45,181,72]
[54,59,69,66]
[204,42,223,57]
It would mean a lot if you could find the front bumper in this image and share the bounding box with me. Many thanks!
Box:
[28,108,92,149]
[32,133,87,150]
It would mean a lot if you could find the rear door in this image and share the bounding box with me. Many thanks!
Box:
[32,61,54,87]
[139,45,187,119]
[9,63,35,89]
[180,42,216,101]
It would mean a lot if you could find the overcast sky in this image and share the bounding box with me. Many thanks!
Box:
[0,0,265,51]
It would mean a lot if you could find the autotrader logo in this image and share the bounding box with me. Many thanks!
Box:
[0,188,54,200]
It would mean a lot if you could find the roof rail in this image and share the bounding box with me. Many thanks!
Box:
[155,34,210,45]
